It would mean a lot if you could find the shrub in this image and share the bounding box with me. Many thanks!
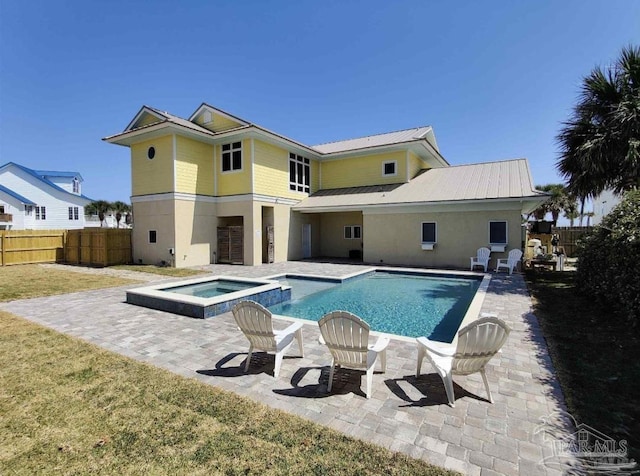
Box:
[576,190,640,325]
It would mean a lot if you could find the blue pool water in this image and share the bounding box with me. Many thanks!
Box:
[268,272,481,340]
[163,279,259,298]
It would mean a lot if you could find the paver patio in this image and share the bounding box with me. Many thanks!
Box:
[1,261,576,475]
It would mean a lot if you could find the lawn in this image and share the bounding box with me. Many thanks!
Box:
[525,270,640,461]
[0,265,455,475]
[0,264,137,302]
[111,264,206,277]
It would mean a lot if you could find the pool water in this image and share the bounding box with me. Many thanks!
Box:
[269,272,480,340]
[163,279,259,298]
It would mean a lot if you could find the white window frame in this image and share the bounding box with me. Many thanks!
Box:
[25,205,32,216]
[489,220,508,251]
[382,160,397,177]
[221,141,243,173]
[68,207,73,220]
[289,153,310,193]
[72,178,80,194]
[36,206,46,220]
[74,207,79,220]
[149,230,157,244]
[421,221,437,250]
[344,225,362,240]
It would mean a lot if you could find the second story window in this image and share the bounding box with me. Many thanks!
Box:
[289,153,310,193]
[36,206,46,220]
[382,160,397,177]
[72,178,80,194]
[222,142,242,172]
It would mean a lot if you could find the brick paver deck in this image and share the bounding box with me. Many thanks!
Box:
[1,262,575,475]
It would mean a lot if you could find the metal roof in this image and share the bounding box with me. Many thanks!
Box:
[35,170,83,181]
[293,159,547,211]
[0,162,93,202]
[311,126,434,154]
[0,184,36,205]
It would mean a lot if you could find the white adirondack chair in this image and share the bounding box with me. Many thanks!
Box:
[318,311,390,399]
[416,315,510,407]
[231,301,304,378]
[470,247,491,272]
[495,249,523,274]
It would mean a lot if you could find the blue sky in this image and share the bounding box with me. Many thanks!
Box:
[1,1,639,204]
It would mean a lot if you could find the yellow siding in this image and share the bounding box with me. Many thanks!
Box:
[133,112,163,129]
[320,150,406,189]
[253,140,315,199]
[408,151,429,179]
[216,139,252,196]
[175,136,214,195]
[131,136,174,196]
[310,159,320,193]
[193,111,244,132]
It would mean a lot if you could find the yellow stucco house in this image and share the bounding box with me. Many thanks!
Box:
[104,103,546,268]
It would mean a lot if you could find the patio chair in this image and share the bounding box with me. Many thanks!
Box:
[470,247,491,272]
[231,300,304,378]
[416,315,510,407]
[495,249,523,275]
[318,311,390,399]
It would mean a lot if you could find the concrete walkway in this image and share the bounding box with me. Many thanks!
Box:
[2,262,574,475]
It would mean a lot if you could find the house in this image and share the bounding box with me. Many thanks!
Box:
[104,103,547,268]
[0,162,92,230]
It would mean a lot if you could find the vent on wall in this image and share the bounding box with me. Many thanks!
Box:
[203,111,213,124]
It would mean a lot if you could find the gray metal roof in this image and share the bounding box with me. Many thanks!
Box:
[311,126,434,154]
[293,159,547,211]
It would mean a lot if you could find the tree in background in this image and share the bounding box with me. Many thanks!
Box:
[90,200,112,227]
[533,184,571,222]
[557,45,640,199]
[562,199,580,227]
[112,201,131,228]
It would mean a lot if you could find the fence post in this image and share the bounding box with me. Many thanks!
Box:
[0,232,4,266]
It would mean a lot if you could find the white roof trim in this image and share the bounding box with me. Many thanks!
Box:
[188,103,250,125]
[124,106,168,132]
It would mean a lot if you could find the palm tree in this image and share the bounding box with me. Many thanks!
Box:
[112,201,131,228]
[563,199,580,226]
[534,184,570,222]
[90,200,112,227]
[556,45,640,199]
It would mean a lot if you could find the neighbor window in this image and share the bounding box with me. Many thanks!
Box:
[68,207,79,220]
[35,206,46,220]
[25,205,32,215]
[222,141,242,172]
[489,221,508,244]
[149,230,157,243]
[289,153,310,193]
[421,222,437,243]
[72,178,80,193]
[344,225,362,239]
[382,160,397,177]
[0,205,4,214]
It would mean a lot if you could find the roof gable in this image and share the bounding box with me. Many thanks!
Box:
[0,162,92,202]
[125,106,168,131]
[189,103,250,133]
[312,126,436,154]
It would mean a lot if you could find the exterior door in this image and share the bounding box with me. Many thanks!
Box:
[302,224,311,259]
[266,226,274,263]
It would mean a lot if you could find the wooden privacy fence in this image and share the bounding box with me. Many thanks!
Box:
[65,228,132,267]
[553,226,593,258]
[0,229,132,267]
[0,230,66,266]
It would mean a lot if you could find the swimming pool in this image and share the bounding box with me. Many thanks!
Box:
[164,279,260,298]
[268,271,483,341]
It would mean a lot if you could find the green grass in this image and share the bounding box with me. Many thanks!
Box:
[0,311,456,475]
[0,264,137,302]
[111,264,206,277]
[525,270,640,461]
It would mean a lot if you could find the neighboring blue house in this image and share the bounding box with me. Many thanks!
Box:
[0,162,92,230]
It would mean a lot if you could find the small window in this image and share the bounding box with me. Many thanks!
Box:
[382,160,397,177]
[25,205,32,215]
[222,142,242,172]
[147,146,156,159]
[68,207,73,220]
[421,222,437,243]
[35,206,46,220]
[344,225,362,239]
[72,178,80,193]
[0,205,5,214]
[489,221,508,244]
[149,230,157,243]
[74,207,79,220]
